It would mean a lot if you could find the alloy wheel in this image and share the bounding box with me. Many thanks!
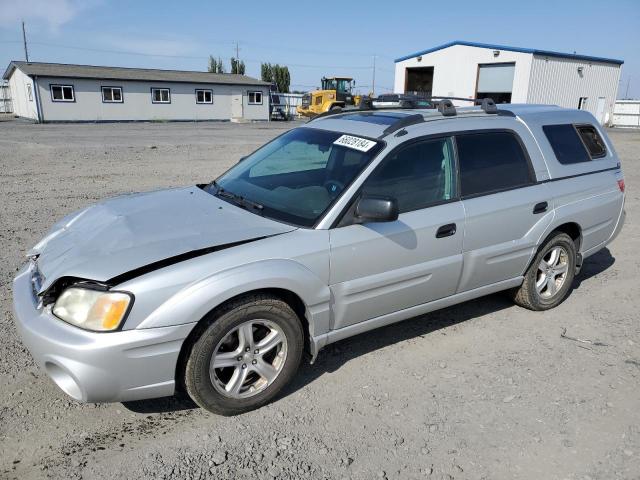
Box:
[209,320,287,398]
[536,246,570,299]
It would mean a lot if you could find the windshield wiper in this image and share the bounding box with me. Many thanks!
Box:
[211,181,264,214]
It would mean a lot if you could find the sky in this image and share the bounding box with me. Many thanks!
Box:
[0,0,638,98]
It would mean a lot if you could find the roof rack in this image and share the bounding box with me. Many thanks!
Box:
[308,95,431,122]
[308,96,500,123]
[381,113,425,136]
[428,96,498,114]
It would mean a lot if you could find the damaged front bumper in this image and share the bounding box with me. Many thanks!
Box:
[12,264,196,403]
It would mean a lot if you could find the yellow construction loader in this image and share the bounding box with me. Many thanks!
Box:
[297,77,363,118]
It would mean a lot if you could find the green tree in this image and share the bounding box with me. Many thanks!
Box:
[260,63,290,93]
[207,55,224,73]
[230,57,245,75]
[261,63,273,84]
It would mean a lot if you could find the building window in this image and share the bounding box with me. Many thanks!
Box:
[27,84,33,101]
[151,88,170,104]
[50,84,75,102]
[248,91,263,105]
[102,86,123,103]
[578,97,588,110]
[196,89,213,104]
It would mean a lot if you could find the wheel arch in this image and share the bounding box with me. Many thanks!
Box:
[174,287,312,393]
[551,222,582,251]
[524,221,583,275]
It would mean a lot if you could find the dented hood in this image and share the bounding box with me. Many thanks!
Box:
[29,186,296,292]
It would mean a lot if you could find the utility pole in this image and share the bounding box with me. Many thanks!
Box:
[22,20,29,62]
[625,77,631,99]
[372,55,376,97]
[232,41,241,73]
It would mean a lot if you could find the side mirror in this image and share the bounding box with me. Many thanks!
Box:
[355,195,399,223]
[238,156,247,163]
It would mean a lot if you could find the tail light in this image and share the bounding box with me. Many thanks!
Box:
[617,179,625,193]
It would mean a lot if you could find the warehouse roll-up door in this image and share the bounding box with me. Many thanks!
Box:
[476,63,515,104]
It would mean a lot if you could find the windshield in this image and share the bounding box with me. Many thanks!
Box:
[321,78,337,91]
[209,128,383,227]
[322,78,352,93]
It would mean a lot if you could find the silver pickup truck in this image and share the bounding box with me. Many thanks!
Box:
[13,101,625,415]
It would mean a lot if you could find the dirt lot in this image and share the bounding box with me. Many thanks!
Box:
[0,121,638,480]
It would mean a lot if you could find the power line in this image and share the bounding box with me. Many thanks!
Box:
[27,40,210,59]
[7,40,383,71]
[0,36,399,62]
[222,39,397,60]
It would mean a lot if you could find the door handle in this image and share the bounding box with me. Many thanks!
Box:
[533,201,548,214]
[436,223,457,238]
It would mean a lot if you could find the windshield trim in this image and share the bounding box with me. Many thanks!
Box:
[210,126,386,230]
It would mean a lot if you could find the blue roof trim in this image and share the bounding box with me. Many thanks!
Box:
[394,40,624,65]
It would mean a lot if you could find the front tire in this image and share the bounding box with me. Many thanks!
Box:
[512,232,577,311]
[184,294,303,415]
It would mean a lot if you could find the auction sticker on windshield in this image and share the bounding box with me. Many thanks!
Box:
[333,135,377,152]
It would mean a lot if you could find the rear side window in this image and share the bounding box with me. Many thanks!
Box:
[542,124,591,164]
[456,131,533,197]
[576,125,607,158]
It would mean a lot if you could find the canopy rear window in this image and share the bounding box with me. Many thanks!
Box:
[542,124,606,164]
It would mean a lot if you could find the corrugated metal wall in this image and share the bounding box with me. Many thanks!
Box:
[527,56,621,124]
[278,93,304,118]
[612,100,640,128]
[0,81,12,113]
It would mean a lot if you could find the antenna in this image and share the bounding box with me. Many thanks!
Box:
[22,20,29,62]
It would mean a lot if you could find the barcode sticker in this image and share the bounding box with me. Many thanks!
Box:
[333,135,377,152]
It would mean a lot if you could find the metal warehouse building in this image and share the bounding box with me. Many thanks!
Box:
[394,41,623,125]
[3,61,271,122]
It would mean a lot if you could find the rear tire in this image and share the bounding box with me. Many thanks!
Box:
[184,294,303,415]
[329,105,343,112]
[512,232,577,311]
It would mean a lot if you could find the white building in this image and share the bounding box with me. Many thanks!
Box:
[3,61,271,122]
[394,41,623,124]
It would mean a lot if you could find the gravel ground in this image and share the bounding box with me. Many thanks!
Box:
[0,121,638,480]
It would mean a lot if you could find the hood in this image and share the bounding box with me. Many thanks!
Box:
[30,186,296,292]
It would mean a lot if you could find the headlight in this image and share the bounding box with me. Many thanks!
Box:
[52,287,132,332]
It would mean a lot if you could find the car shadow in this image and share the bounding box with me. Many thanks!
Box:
[122,248,615,414]
[573,247,615,289]
[122,392,198,414]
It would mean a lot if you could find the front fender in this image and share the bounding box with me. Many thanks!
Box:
[135,259,331,338]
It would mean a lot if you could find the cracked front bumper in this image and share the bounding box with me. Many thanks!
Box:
[12,264,196,403]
